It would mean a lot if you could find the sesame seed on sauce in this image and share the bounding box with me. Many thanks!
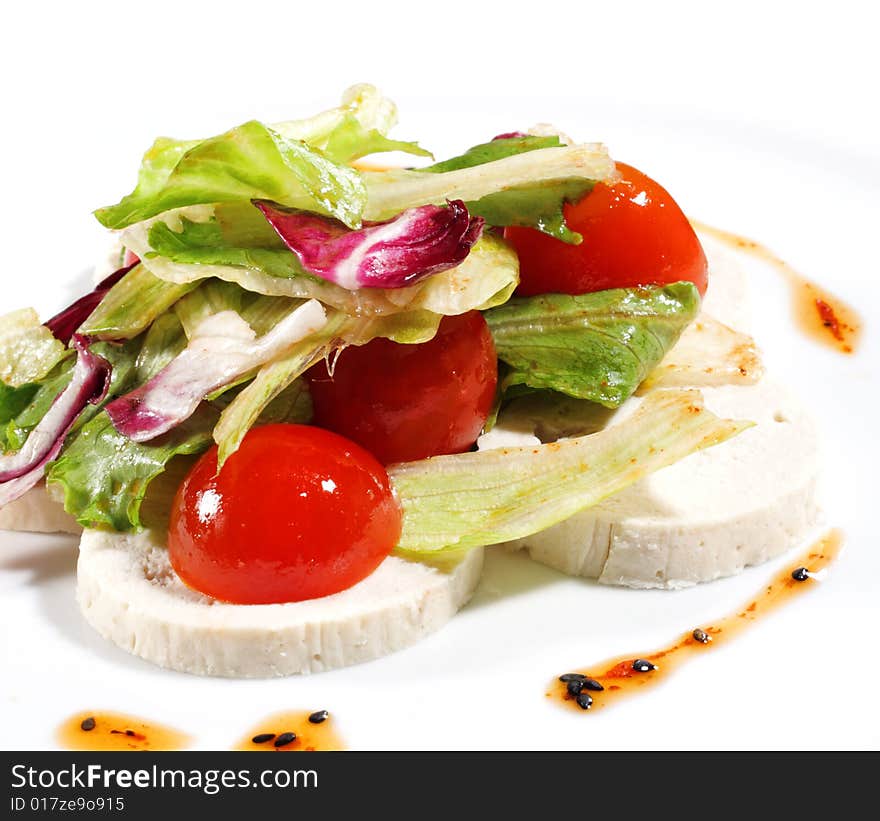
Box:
[235,711,346,751]
[80,717,96,732]
[692,628,712,644]
[566,679,585,697]
[274,732,297,748]
[791,567,810,581]
[632,659,657,673]
[575,692,594,710]
[251,733,275,744]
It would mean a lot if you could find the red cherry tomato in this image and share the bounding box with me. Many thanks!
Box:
[168,424,401,604]
[306,311,497,464]
[505,162,708,297]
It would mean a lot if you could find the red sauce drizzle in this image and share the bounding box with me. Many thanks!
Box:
[691,221,861,355]
[57,709,345,750]
[550,530,843,712]
[57,711,191,751]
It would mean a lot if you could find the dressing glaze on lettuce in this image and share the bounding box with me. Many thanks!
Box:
[484,282,700,408]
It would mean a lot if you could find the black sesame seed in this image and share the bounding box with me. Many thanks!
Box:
[566,679,585,696]
[581,677,604,692]
[308,710,329,724]
[558,673,587,683]
[575,692,594,710]
[251,733,275,744]
[80,717,96,732]
[791,567,810,581]
[274,732,297,748]
[632,659,657,673]
[692,628,711,644]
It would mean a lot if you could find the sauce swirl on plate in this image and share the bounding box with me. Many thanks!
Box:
[692,221,861,354]
[550,530,843,713]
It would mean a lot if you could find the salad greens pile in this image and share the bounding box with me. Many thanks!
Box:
[0,84,741,554]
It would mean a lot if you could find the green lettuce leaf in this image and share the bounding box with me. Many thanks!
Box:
[272,83,400,152]
[364,141,612,243]
[341,309,442,345]
[79,263,196,340]
[1,339,140,453]
[172,279,256,338]
[212,335,328,469]
[419,136,595,245]
[47,407,216,531]
[484,282,700,408]
[111,84,420,182]
[420,136,593,242]
[490,390,617,442]
[94,121,366,231]
[467,179,593,244]
[135,312,187,382]
[390,389,749,556]
[421,135,558,173]
[147,217,305,280]
[0,382,39,424]
[0,382,40,451]
[124,211,519,318]
[0,308,69,387]
[173,277,315,340]
[322,114,431,164]
[2,359,74,452]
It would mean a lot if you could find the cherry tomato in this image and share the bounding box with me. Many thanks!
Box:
[505,162,708,297]
[306,311,497,464]
[168,424,401,604]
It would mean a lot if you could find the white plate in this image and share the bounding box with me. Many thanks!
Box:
[1,88,878,751]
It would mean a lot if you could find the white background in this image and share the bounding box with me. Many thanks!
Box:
[1,1,878,750]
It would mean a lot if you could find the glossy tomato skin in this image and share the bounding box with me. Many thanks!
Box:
[505,162,708,297]
[168,425,402,605]
[306,311,497,464]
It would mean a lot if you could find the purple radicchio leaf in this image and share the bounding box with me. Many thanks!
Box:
[492,131,529,140]
[0,335,111,505]
[106,300,326,443]
[254,199,484,291]
[45,261,138,344]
